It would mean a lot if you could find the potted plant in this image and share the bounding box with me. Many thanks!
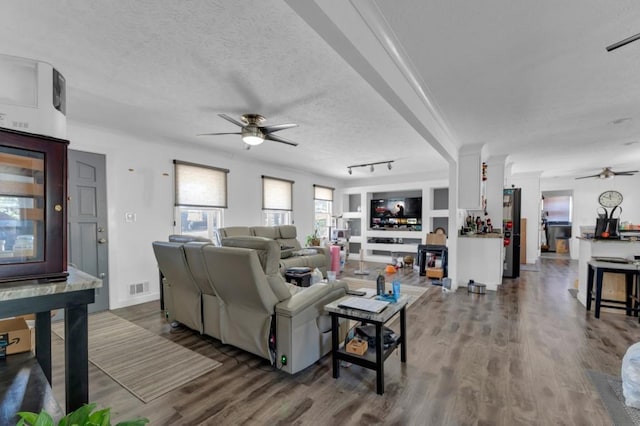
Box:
[306,229,321,247]
[17,403,149,426]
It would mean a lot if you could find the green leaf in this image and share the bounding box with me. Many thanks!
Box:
[16,410,54,426]
[64,403,97,426]
[115,419,150,426]
[87,407,111,426]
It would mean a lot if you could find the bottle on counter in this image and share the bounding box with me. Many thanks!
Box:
[376,272,385,295]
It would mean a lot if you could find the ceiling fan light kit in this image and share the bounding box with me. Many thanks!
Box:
[199,113,299,148]
[347,160,394,175]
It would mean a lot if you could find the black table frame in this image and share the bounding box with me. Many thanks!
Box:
[329,305,406,395]
[0,288,95,413]
[586,262,638,319]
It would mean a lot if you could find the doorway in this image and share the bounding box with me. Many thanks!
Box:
[68,149,109,313]
[541,190,573,254]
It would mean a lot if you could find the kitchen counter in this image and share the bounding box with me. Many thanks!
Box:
[458,236,504,290]
[459,233,503,239]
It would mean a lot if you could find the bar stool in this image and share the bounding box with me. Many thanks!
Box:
[586,260,640,319]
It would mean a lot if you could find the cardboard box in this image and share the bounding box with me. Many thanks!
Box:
[0,317,32,356]
[426,233,446,246]
[346,338,368,355]
[427,267,444,279]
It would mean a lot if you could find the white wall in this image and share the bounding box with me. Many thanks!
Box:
[542,174,640,259]
[68,122,339,309]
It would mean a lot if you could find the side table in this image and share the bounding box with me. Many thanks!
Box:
[325,294,408,394]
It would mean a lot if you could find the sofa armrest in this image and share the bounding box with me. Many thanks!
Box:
[275,281,348,318]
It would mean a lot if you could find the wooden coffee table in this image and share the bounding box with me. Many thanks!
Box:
[325,294,408,394]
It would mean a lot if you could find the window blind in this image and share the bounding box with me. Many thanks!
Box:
[262,175,293,211]
[174,160,229,208]
[313,184,334,201]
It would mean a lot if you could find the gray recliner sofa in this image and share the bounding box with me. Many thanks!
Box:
[217,225,331,276]
[152,236,348,374]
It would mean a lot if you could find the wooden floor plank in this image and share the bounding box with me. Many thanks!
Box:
[47,257,636,425]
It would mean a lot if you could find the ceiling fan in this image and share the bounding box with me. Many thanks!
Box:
[575,167,639,180]
[198,113,299,149]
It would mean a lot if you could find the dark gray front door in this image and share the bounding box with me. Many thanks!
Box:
[68,149,109,313]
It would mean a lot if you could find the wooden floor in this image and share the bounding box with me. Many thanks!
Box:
[50,257,640,425]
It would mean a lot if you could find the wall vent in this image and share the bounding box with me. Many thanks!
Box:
[129,281,149,295]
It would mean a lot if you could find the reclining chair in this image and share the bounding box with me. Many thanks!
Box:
[152,241,203,333]
[203,236,348,374]
[183,242,221,340]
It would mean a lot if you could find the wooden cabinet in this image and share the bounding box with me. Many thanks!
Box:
[0,128,68,282]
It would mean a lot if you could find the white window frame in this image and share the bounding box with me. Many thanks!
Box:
[174,160,228,241]
[262,175,293,225]
[314,184,334,240]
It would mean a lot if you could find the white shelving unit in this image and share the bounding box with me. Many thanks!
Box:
[340,182,449,264]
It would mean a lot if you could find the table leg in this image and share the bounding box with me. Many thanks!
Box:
[331,315,339,379]
[375,323,384,395]
[65,303,89,412]
[586,264,594,311]
[35,311,52,384]
[400,306,407,363]
[595,268,604,319]
[159,270,165,311]
[626,272,634,316]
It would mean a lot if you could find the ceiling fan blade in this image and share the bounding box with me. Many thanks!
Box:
[264,133,299,147]
[261,123,298,134]
[197,132,242,136]
[575,174,600,180]
[218,113,245,128]
[606,32,640,52]
[615,170,639,175]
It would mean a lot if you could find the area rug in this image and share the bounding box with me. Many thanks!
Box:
[52,311,221,403]
[587,369,640,425]
[340,277,429,307]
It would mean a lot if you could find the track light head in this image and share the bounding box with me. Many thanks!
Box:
[348,167,352,175]
[387,162,392,170]
[370,164,374,172]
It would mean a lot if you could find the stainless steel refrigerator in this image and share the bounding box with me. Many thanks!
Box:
[503,188,521,278]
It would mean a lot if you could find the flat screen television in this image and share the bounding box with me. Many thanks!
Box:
[370,197,422,230]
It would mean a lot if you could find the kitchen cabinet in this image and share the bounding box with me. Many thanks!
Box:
[0,128,68,282]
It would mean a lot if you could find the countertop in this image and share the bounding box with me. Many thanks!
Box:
[0,267,102,301]
[577,237,640,243]
[459,233,503,239]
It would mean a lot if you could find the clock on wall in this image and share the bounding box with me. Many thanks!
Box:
[598,190,623,208]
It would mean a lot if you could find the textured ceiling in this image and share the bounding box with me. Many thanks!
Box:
[1,1,640,182]
[0,0,444,182]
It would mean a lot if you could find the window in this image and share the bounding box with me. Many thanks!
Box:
[174,160,228,241]
[262,175,293,225]
[314,184,334,239]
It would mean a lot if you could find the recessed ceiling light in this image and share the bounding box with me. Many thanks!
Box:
[610,117,632,125]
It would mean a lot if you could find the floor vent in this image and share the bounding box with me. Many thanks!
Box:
[129,281,149,295]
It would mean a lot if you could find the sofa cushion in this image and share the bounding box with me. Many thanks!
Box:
[278,225,297,239]
[219,226,252,237]
[251,226,280,239]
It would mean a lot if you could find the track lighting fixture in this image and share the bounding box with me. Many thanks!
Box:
[346,160,395,175]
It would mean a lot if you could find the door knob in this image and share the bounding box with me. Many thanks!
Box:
[98,238,107,244]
